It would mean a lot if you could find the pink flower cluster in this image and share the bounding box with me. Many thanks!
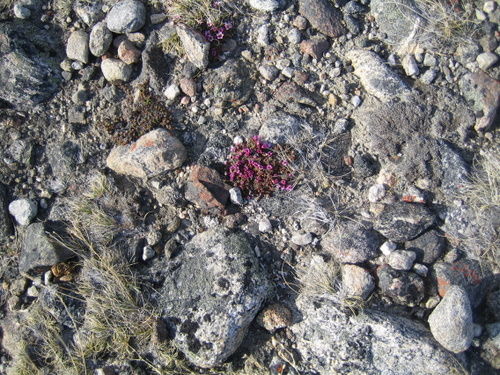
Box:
[226,136,295,198]
[203,21,233,42]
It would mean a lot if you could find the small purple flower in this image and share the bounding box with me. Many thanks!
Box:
[216,31,224,40]
[224,21,233,30]
[266,165,273,170]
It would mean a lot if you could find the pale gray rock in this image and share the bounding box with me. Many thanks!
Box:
[402,54,419,76]
[13,4,31,19]
[256,24,270,46]
[291,294,459,374]
[106,0,146,33]
[101,58,133,82]
[346,49,411,102]
[158,228,270,367]
[248,0,281,11]
[258,113,306,144]
[258,65,279,81]
[89,21,113,57]
[164,83,181,100]
[74,0,104,26]
[428,285,473,353]
[387,250,417,271]
[368,183,386,202]
[291,232,313,246]
[420,68,438,84]
[66,30,89,64]
[476,52,499,71]
[229,187,244,205]
[106,129,186,178]
[177,25,210,69]
[8,199,37,226]
[341,264,375,299]
[258,217,272,233]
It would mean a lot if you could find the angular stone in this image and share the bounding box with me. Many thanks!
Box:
[158,228,270,367]
[377,265,425,305]
[8,199,37,226]
[387,250,417,271]
[406,230,445,264]
[298,0,347,38]
[428,285,473,353]
[89,21,113,57]
[256,303,293,333]
[291,294,459,374]
[275,81,320,107]
[179,77,197,97]
[100,58,133,82]
[185,166,229,213]
[66,30,89,64]
[476,52,498,71]
[20,222,74,275]
[177,25,210,69]
[106,129,186,178]
[322,221,379,263]
[299,37,330,59]
[346,49,411,103]
[341,264,375,300]
[106,0,146,33]
[374,203,435,242]
[248,0,281,11]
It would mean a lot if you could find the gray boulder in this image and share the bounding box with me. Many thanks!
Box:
[20,222,74,274]
[66,30,89,64]
[291,294,460,374]
[0,22,62,109]
[428,285,473,353]
[374,203,435,242]
[158,228,270,368]
[406,230,446,264]
[89,21,113,57]
[106,0,146,33]
[346,49,412,103]
[322,221,380,263]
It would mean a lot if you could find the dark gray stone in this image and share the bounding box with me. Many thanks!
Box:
[405,230,445,264]
[374,203,435,242]
[377,264,425,305]
[0,184,12,244]
[89,21,113,57]
[20,222,74,274]
[428,285,473,353]
[299,0,347,38]
[322,221,380,263]
[291,294,459,374]
[0,22,62,110]
[158,228,270,368]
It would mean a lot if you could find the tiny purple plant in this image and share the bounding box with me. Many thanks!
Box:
[226,136,296,198]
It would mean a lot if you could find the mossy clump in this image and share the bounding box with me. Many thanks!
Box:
[100,88,173,145]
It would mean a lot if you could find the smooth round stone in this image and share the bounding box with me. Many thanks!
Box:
[106,0,146,34]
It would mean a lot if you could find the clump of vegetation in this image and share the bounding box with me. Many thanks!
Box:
[100,87,173,145]
[461,150,499,270]
[226,136,296,198]
[162,0,236,59]
[296,255,340,297]
[411,0,480,49]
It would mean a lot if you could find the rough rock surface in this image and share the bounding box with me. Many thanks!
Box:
[406,230,445,264]
[106,129,187,178]
[177,25,210,69]
[8,198,37,226]
[0,184,12,244]
[374,203,435,242]
[19,222,74,274]
[428,285,474,353]
[89,21,113,57]
[341,264,375,299]
[291,294,459,374]
[322,221,379,263]
[0,22,62,109]
[100,58,133,82]
[347,49,412,102]
[66,30,89,64]
[158,228,270,367]
[377,265,425,305]
[298,0,346,38]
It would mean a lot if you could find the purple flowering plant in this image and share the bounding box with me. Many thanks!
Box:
[226,136,296,199]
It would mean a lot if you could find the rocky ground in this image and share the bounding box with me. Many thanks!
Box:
[0,0,499,374]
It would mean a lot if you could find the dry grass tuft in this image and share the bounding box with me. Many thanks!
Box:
[165,0,232,29]
[461,150,500,270]
[296,255,341,297]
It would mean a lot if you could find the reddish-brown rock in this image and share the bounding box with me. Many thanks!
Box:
[185,166,229,213]
[117,39,141,65]
[179,77,197,97]
[300,37,330,59]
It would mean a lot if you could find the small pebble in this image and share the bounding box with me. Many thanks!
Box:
[259,217,272,233]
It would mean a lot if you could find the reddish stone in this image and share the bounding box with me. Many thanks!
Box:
[117,39,141,65]
[185,166,229,213]
[300,37,330,59]
[179,77,197,97]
